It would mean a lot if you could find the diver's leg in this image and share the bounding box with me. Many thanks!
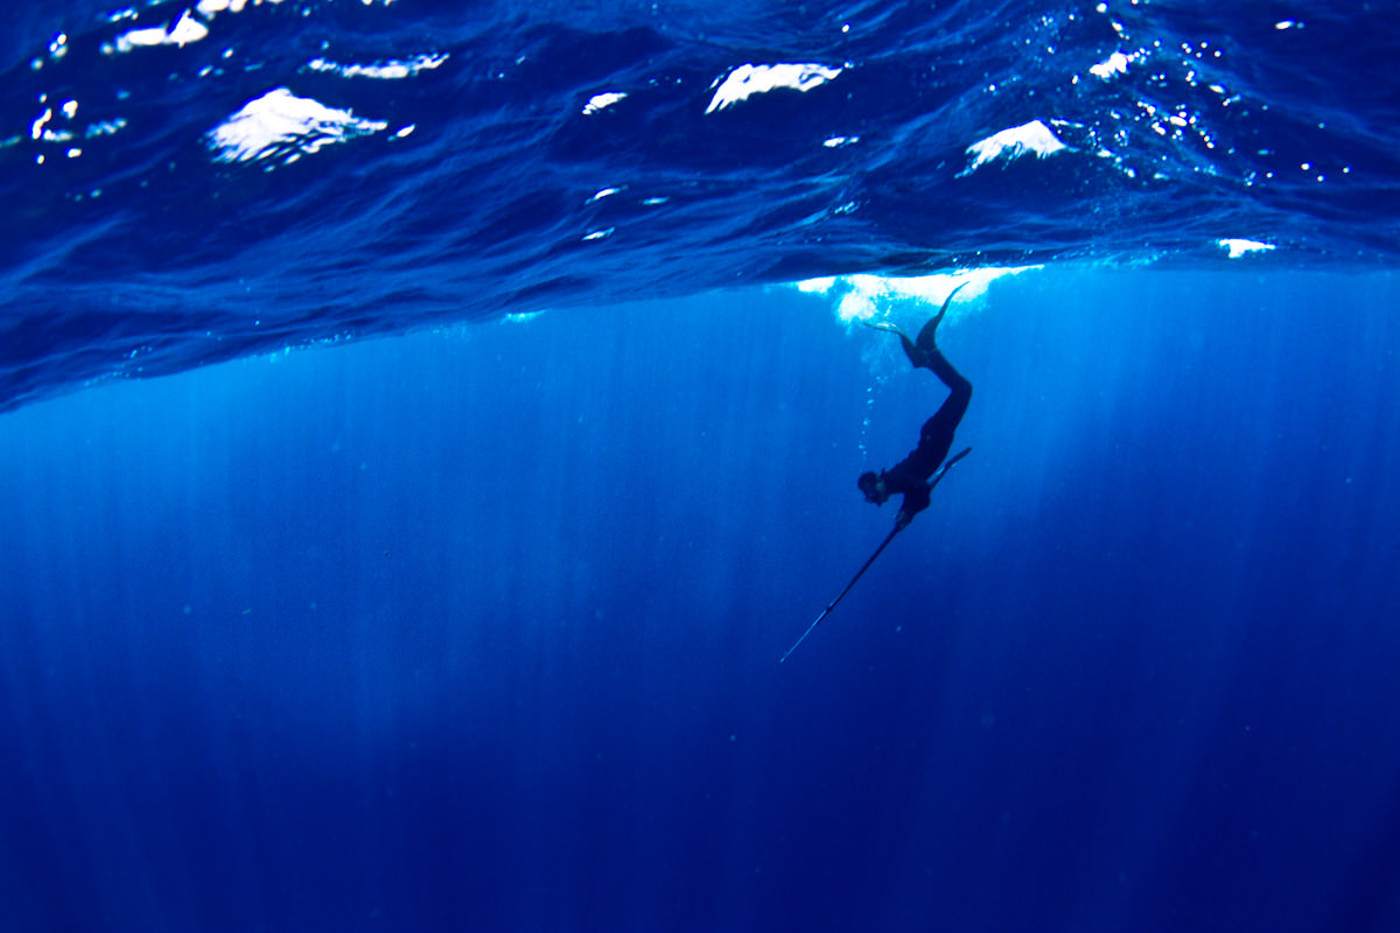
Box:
[909,283,973,399]
[922,346,971,404]
[862,320,912,342]
[890,346,972,480]
[862,320,924,369]
[869,277,970,372]
[889,378,969,483]
[912,373,971,471]
[912,281,968,356]
[917,286,972,441]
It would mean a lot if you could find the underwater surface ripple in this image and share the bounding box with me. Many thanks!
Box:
[2,0,1399,410]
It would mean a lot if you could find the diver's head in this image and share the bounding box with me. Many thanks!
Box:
[858,471,888,504]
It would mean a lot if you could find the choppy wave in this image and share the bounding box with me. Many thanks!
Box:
[2,0,1398,411]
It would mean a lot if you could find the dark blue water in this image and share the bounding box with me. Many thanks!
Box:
[4,269,1399,931]
[3,1,1400,931]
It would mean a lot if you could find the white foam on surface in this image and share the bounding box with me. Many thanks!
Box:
[959,120,1069,177]
[793,268,1036,323]
[583,92,628,115]
[1218,238,1276,258]
[207,88,387,164]
[705,63,843,114]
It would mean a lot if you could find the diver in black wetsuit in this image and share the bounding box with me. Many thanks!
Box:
[857,283,972,529]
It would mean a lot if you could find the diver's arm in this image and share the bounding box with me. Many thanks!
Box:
[895,482,932,528]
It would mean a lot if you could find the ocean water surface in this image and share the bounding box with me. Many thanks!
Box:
[2,1,1399,931]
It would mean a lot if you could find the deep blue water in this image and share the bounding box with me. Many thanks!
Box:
[4,270,1399,931]
[3,1,1400,931]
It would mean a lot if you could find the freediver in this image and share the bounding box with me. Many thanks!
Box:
[857,282,972,529]
[778,282,974,662]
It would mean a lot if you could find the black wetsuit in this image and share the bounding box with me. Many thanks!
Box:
[874,318,972,524]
